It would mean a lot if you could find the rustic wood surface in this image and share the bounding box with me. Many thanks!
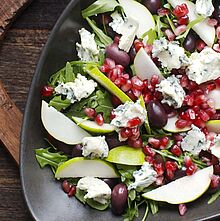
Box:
[0,0,70,220]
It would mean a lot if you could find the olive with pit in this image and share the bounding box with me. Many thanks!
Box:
[147,100,168,128]
[111,183,128,215]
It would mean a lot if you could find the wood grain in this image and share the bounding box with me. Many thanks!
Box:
[0,0,32,40]
[0,81,22,165]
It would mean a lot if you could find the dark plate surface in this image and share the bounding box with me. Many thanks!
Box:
[20,0,220,220]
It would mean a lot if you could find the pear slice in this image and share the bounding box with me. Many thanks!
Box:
[134,48,164,81]
[118,0,155,41]
[41,100,90,145]
[85,64,132,103]
[105,146,145,166]
[143,166,213,204]
[72,116,116,134]
[211,145,220,159]
[163,115,191,133]
[168,0,215,46]
[55,157,119,178]
[206,120,220,133]
[207,88,220,110]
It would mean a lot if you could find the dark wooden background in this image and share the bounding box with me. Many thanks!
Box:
[0,0,70,220]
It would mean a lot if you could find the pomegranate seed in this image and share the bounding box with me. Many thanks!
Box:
[194,117,205,128]
[143,93,153,104]
[126,90,136,101]
[206,83,216,93]
[175,119,188,129]
[41,85,54,97]
[207,18,218,27]
[205,108,216,117]
[213,43,220,53]
[179,204,187,216]
[153,162,165,176]
[110,110,116,120]
[62,180,72,193]
[131,76,144,90]
[206,132,217,142]
[148,137,161,149]
[164,29,175,41]
[165,161,177,171]
[178,15,189,25]
[180,75,189,88]
[134,41,144,52]
[173,134,184,142]
[186,164,197,176]
[68,186,76,197]
[187,80,198,91]
[84,108,96,119]
[111,95,122,106]
[132,88,142,98]
[174,25,187,36]
[191,88,204,96]
[122,73,130,79]
[187,109,196,120]
[184,95,194,106]
[150,74,159,86]
[127,117,142,127]
[184,156,193,167]
[173,4,189,18]
[114,77,126,87]
[157,8,170,16]
[154,91,163,101]
[100,64,110,73]
[160,137,169,148]
[199,110,210,122]
[216,26,220,39]
[142,145,155,156]
[115,64,124,73]
[104,58,115,69]
[121,79,132,92]
[155,176,164,186]
[145,156,155,164]
[166,169,174,180]
[108,69,118,82]
[95,113,104,126]
[196,39,206,51]
[144,44,153,54]
[120,127,132,139]
[170,144,182,157]
[130,127,140,140]
[194,95,207,105]
[128,137,143,148]
[211,175,220,188]
[113,36,120,45]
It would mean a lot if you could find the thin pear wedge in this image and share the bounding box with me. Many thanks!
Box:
[206,120,220,133]
[143,166,213,204]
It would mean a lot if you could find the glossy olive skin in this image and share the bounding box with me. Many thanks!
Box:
[103,178,120,190]
[106,43,130,67]
[142,0,162,14]
[111,183,128,215]
[71,144,83,157]
[147,100,168,128]
[213,0,220,23]
[183,32,197,53]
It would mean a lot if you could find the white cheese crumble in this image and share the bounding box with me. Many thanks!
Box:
[152,37,189,70]
[76,28,99,62]
[186,47,220,85]
[128,162,157,190]
[109,12,138,52]
[110,100,147,128]
[195,0,214,18]
[156,75,186,109]
[82,136,109,159]
[55,74,97,103]
[77,177,111,204]
[181,125,211,156]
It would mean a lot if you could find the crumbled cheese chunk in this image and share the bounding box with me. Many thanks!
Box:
[157,75,186,109]
[110,100,147,128]
[128,162,157,190]
[77,177,111,204]
[82,136,109,159]
[55,74,97,103]
[186,47,220,85]
[195,0,214,18]
[76,28,99,62]
[181,125,211,155]
[152,37,189,70]
[109,12,138,52]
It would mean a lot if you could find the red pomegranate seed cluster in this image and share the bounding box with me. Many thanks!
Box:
[62,180,76,197]
[184,156,197,176]
[41,85,54,97]
[84,107,104,126]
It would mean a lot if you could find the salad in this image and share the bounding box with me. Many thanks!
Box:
[35,0,220,220]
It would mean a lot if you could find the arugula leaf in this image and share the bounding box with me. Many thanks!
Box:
[65,62,75,82]
[140,28,157,45]
[35,147,68,170]
[149,200,159,215]
[49,95,71,111]
[82,0,120,18]
[208,189,220,204]
[86,17,113,46]
[141,202,149,221]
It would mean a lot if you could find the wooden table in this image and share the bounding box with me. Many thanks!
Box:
[0,0,70,220]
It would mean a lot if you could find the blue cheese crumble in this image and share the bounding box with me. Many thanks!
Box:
[195,0,214,18]
[181,125,211,156]
[152,37,189,70]
[128,162,157,190]
[109,12,138,52]
[82,136,109,159]
[110,100,147,128]
[76,28,99,62]
[77,177,111,204]
[54,74,97,103]
[186,47,220,85]
[157,75,185,109]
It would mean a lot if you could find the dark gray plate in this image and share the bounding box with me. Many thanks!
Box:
[20,0,220,220]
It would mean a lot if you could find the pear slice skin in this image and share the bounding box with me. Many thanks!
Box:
[143,166,213,204]
[85,64,132,103]
[207,88,220,110]
[41,100,91,145]
[105,146,145,166]
[55,157,119,178]
[206,120,220,133]
[72,116,116,134]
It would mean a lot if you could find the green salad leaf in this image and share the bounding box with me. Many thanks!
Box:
[208,189,220,204]
[82,0,120,18]
[35,147,68,171]
[49,95,71,111]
